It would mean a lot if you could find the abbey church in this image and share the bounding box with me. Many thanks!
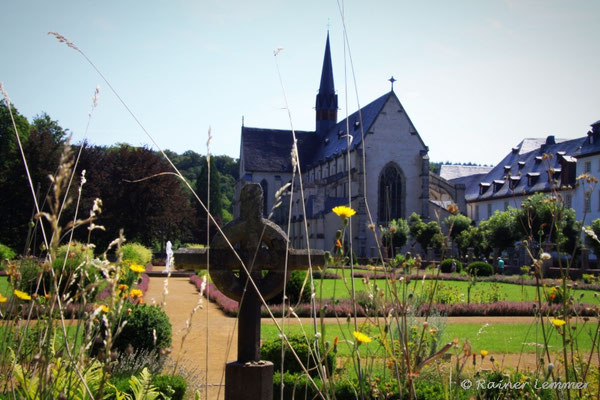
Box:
[236,34,464,257]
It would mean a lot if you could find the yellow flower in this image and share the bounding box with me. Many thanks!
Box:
[551,318,566,327]
[353,331,372,344]
[0,294,7,303]
[332,206,356,219]
[14,290,32,301]
[129,264,146,273]
[130,289,143,298]
[480,350,488,357]
[118,284,129,291]
[97,305,109,313]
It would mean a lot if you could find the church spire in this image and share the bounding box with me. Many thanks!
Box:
[315,32,338,134]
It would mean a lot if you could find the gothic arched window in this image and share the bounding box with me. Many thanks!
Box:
[378,163,405,223]
[260,179,269,217]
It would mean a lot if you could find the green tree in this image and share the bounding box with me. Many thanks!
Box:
[195,157,223,243]
[455,225,484,257]
[443,213,472,240]
[408,213,443,251]
[479,209,519,254]
[381,218,410,252]
[585,218,600,256]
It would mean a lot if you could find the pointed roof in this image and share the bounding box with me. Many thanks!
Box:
[318,33,335,98]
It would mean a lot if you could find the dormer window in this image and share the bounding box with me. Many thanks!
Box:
[493,180,505,192]
[527,172,540,186]
[354,121,360,130]
[518,161,526,169]
[509,175,521,189]
[479,182,491,195]
[547,168,561,182]
[503,165,511,174]
[535,156,543,164]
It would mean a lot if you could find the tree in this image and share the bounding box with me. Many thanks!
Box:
[479,209,519,254]
[513,193,580,254]
[380,218,409,252]
[408,213,443,251]
[455,225,484,257]
[195,157,223,243]
[585,219,600,256]
[443,214,472,240]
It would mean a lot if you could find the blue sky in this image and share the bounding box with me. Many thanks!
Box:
[1,1,599,165]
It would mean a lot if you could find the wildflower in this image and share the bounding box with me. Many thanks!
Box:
[353,331,372,344]
[540,252,551,260]
[336,239,342,248]
[14,290,32,301]
[367,223,375,231]
[118,284,129,291]
[551,318,566,327]
[480,350,488,358]
[0,294,7,303]
[130,289,143,298]
[44,294,51,300]
[129,264,146,273]
[97,305,109,313]
[332,205,356,219]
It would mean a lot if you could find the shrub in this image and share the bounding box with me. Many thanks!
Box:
[381,218,410,251]
[16,256,45,294]
[582,273,596,284]
[269,270,311,305]
[260,334,335,378]
[152,375,187,400]
[121,243,152,266]
[467,261,493,277]
[53,241,97,297]
[113,304,172,353]
[439,258,462,273]
[273,371,320,399]
[0,243,16,267]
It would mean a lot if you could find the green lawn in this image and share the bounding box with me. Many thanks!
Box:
[315,277,600,305]
[262,321,599,355]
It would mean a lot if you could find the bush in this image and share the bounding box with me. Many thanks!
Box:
[113,304,172,353]
[121,243,152,266]
[273,371,320,400]
[16,256,45,294]
[0,243,16,267]
[269,270,311,305]
[381,218,410,251]
[53,242,97,297]
[439,258,462,273]
[260,334,335,378]
[467,261,494,277]
[152,375,187,400]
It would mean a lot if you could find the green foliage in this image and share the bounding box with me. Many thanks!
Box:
[467,261,494,277]
[479,209,519,253]
[439,258,462,273]
[442,213,472,239]
[273,371,320,399]
[0,243,16,261]
[260,334,335,378]
[582,273,596,284]
[455,225,484,257]
[152,375,187,400]
[585,218,600,256]
[121,243,152,266]
[16,256,44,294]
[514,193,580,253]
[53,241,97,297]
[408,213,444,251]
[127,368,161,400]
[381,218,409,250]
[114,305,172,353]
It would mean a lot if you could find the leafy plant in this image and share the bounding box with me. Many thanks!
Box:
[439,258,462,273]
[121,243,152,266]
[113,304,172,353]
[467,261,494,277]
[260,334,335,378]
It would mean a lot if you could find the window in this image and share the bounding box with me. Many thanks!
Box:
[378,163,404,222]
[475,205,480,221]
[565,193,572,208]
[585,161,592,174]
[487,203,492,218]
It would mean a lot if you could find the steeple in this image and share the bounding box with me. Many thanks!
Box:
[315,32,338,134]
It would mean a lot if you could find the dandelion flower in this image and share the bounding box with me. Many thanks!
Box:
[0,294,7,303]
[97,305,109,313]
[130,289,143,298]
[551,318,566,327]
[129,264,146,273]
[353,331,372,344]
[14,290,31,301]
[480,350,488,357]
[332,206,356,219]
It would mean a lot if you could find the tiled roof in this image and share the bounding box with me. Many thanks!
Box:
[466,136,587,202]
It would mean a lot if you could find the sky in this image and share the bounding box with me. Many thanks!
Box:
[1,0,599,166]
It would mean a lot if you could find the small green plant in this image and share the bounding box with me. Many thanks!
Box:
[439,258,462,273]
[53,241,97,298]
[121,243,152,266]
[0,243,16,268]
[152,375,187,400]
[466,261,494,277]
[582,273,596,284]
[113,304,172,353]
[260,334,335,378]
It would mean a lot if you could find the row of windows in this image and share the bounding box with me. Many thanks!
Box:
[308,153,353,183]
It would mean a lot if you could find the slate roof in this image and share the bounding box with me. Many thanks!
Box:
[241,128,317,172]
[439,165,493,181]
[241,91,406,173]
[465,136,587,202]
